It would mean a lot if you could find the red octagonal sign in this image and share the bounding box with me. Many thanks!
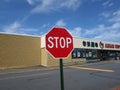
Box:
[45,27,73,59]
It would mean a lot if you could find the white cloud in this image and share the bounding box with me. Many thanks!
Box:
[27,0,35,5]
[31,0,55,13]
[100,12,110,18]
[109,9,120,22]
[111,22,120,29]
[102,0,114,8]
[27,0,82,13]
[55,20,82,37]
[3,21,21,33]
[100,9,120,23]
[93,9,120,42]
[113,9,120,16]
[60,0,81,10]
[2,21,41,35]
[55,19,66,27]
[55,19,82,37]
[69,27,82,37]
[42,23,50,28]
[83,22,120,42]
[84,24,105,35]
[94,30,120,42]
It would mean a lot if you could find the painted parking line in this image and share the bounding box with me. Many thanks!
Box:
[68,66,114,72]
[0,73,50,81]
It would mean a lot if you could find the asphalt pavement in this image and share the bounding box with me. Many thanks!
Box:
[0,60,120,90]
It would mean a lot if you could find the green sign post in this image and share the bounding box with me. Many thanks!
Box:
[60,58,64,90]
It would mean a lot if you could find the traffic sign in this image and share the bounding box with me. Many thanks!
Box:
[45,27,73,59]
[45,27,74,90]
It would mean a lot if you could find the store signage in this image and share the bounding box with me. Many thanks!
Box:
[105,43,120,49]
[45,27,73,59]
[99,41,104,49]
[83,41,120,49]
[82,41,98,47]
[105,44,114,48]
[99,41,120,49]
[115,45,120,48]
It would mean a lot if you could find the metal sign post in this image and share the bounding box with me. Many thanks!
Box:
[60,58,64,90]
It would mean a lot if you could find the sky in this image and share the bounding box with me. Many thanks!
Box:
[0,0,120,43]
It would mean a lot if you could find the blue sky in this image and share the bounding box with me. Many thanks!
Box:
[0,0,120,43]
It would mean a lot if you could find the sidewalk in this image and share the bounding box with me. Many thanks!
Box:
[0,60,119,74]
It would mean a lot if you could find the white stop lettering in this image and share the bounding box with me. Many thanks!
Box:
[47,36,72,48]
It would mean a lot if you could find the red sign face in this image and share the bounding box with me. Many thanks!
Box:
[45,27,73,59]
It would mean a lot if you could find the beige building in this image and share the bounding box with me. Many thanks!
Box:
[0,33,41,69]
[0,33,120,69]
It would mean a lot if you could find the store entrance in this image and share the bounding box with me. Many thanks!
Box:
[72,48,100,62]
[98,50,120,60]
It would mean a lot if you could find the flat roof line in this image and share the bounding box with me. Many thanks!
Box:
[0,32,41,37]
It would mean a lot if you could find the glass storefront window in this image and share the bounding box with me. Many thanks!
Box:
[86,53,89,57]
[72,52,77,58]
[72,48,98,59]
[92,49,97,58]
[89,52,92,57]
[77,51,81,57]
[72,48,77,58]
[86,50,89,57]
[72,49,77,58]
[82,49,86,57]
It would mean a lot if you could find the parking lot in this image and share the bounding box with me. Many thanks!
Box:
[0,60,120,90]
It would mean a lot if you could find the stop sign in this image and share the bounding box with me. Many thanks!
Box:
[45,27,73,59]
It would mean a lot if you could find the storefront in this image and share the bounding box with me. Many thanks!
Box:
[40,36,120,66]
[72,37,120,62]
[0,33,120,69]
[72,49,98,61]
[100,50,119,60]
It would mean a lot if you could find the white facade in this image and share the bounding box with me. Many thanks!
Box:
[41,36,120,51]
[73,37,120,51]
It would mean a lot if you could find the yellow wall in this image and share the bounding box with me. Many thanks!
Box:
[0,34,41,69]
[43,49,86,67]
[41,48,47,66]
[47,52,72,67]
[72,58,86,64]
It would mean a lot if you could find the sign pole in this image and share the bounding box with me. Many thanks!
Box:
[45,27,73,90]
[60,58,64,90]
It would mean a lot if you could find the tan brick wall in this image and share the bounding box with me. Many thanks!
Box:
[72,58,86,64]
[41,48,47,66]
[47,53,72,67]
[0,34,41,69]
[40,49,86,67]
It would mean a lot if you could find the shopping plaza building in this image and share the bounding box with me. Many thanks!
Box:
[0,33,120,69]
